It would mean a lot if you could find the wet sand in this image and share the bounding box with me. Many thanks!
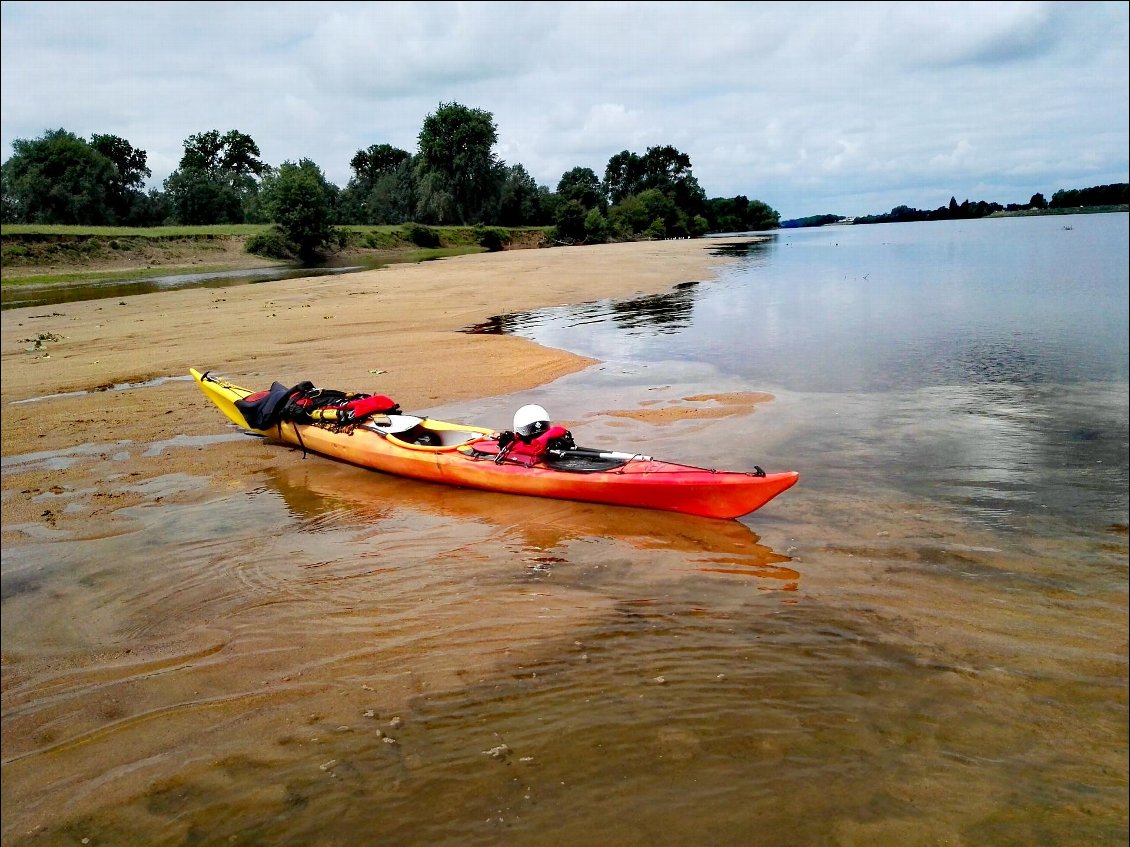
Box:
[1,238,760,538]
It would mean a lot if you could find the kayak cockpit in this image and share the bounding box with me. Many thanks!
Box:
[363,416,493,451]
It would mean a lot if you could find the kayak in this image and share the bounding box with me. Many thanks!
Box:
[190,368,798,520]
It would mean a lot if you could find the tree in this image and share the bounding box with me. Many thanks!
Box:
[339,145,414,224]
[1,129,116,224]
[608,188,679,239]
[378,157,420,224]
[164,129,268,224]
[350,144,410,192]
[745,199,780,231]
[89,133,150,191]
[603,145,706,223]
[552,199,588,244]
[165,166,243,224]
[259,159,339,262]
[640,145,693,191]
[557,166,606,211]
[417,102,501,224]
[583,208,609,244]
[414,170,457,224]
[90,133,151,223]
[498,164,543,225]
[604,150,646,204]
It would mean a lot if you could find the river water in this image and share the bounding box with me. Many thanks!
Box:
[2,214,1127,845]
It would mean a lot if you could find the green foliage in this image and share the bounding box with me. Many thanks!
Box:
[472,225,511,252]
[744,199,780,231]
[164,168,243,225]
[164,129,268,225]
[402,223,441,248]
[552,199,588,244]
[582,209,609,244]
[609,189,679,239]
[258,159,340,262]
[417,102,501,224]
[604,150,646,205]
[339,146,418,225]
[371,159,419,224]
[497,164,544,226]
[88,133,153,224]
[780,213,842,229]
[557,167,606,211]
[603,146,702,213]
[2,242,31,260]
[1,223,269,237]
[178,130,268,180]
[350,144,411,191]
[643,218,667,240]
[1050,183,1129,208]
[598,146,709,237]
[359,229,403,249]
[245,229,297,260]
[89,134,150,189]
[2,129,117,225]
[413,171,457,225]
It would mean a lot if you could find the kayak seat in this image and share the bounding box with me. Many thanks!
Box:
[401,426,443,447]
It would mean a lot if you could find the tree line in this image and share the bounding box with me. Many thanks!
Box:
[1,103,780,259]
[784,183,1129,227]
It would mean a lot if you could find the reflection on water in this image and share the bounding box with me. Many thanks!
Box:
[1,214,1127,845]
[270,463,800,587]
[10,372,194,405]
[462,280,701,337]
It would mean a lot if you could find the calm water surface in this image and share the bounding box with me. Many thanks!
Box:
[2,214,1126,845]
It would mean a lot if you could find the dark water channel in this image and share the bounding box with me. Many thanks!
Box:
[0,264,365,311]
[0,248,470,310]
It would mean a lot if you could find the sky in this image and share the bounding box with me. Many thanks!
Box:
[1,1,1127,220]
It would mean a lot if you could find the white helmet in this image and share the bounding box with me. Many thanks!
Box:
[513,404,550,437]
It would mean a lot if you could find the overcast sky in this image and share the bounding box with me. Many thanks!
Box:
[2,1,1127,220]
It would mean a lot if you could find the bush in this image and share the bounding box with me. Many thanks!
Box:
[643,218,667,240]
[362,230,401,249]
[473,225,511,252]
[246,228,297,259]
[402,223,440,248]
[582,209,609,244]
[2,243,31,260]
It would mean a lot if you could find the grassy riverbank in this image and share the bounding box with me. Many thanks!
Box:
[0,223,551,286]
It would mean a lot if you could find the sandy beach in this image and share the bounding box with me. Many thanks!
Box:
[1,238,757,537]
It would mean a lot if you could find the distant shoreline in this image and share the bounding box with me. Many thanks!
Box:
[3,206,1125,289]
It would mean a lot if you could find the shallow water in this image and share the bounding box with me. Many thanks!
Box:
[0,248,464,311]
[1,214,1127,846]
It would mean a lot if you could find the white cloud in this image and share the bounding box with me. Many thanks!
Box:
[2,0,1126,219]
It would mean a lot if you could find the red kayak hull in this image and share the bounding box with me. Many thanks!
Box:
[192,369,798,520]
[281,422,798,519]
